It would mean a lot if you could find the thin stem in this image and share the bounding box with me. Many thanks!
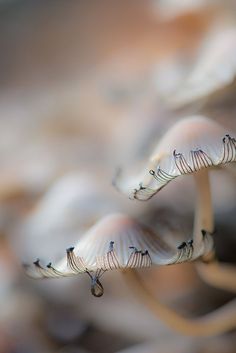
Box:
[193,169,236,292]
[124,269,236,336]
[123,169,235,335]
[196,261,236,293]
[193,169,214,248]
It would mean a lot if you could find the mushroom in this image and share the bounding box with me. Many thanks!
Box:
[114,115,236,262]
[24,116,236,335]
[24,212,236,335]
[24,212,208,297]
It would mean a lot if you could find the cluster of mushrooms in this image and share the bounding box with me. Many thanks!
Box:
[24,114,236,336]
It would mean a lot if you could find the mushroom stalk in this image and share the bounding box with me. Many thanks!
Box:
[122,170,236,335]
[193,170,236,292]
[193,169,214,249]
[125,269,236,336]
[196,261,236,293]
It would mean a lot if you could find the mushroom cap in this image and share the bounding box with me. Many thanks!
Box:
[24,213,213,281]
[114,115,236,200]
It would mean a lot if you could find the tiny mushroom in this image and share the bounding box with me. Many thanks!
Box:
[114,115,236,260]
[24,213,209,297]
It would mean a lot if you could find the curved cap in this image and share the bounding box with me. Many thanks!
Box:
[168,28,236,108]
[24,213,213,297]
[114,116,236,200]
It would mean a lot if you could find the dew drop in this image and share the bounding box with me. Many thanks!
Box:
[91,278,104,297]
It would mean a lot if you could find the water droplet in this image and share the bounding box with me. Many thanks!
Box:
[91,278,104,297]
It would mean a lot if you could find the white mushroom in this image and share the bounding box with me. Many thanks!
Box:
[114,116,235,201]
[24,213,206,297]
[24,213,236,335]
[114,115,235,261]
[23,115,236,335]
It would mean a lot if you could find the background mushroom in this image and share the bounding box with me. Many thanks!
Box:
[167,27,236,109]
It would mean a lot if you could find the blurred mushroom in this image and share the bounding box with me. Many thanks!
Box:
[196,261,236,293]
[167,27,236,108]
[124,269,236,336]
[17,172,119,261]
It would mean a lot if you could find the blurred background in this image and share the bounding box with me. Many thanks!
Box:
[0,1,236,352]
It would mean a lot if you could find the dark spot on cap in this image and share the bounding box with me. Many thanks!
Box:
[177,242,186,250]
[66,247,75,253]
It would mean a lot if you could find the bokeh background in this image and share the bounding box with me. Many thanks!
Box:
[0,1,236,352]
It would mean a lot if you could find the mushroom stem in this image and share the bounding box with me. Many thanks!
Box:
[193,169,236,292]
[193,169,214,248]
[125,269,236,336]
[196,261,236,293]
